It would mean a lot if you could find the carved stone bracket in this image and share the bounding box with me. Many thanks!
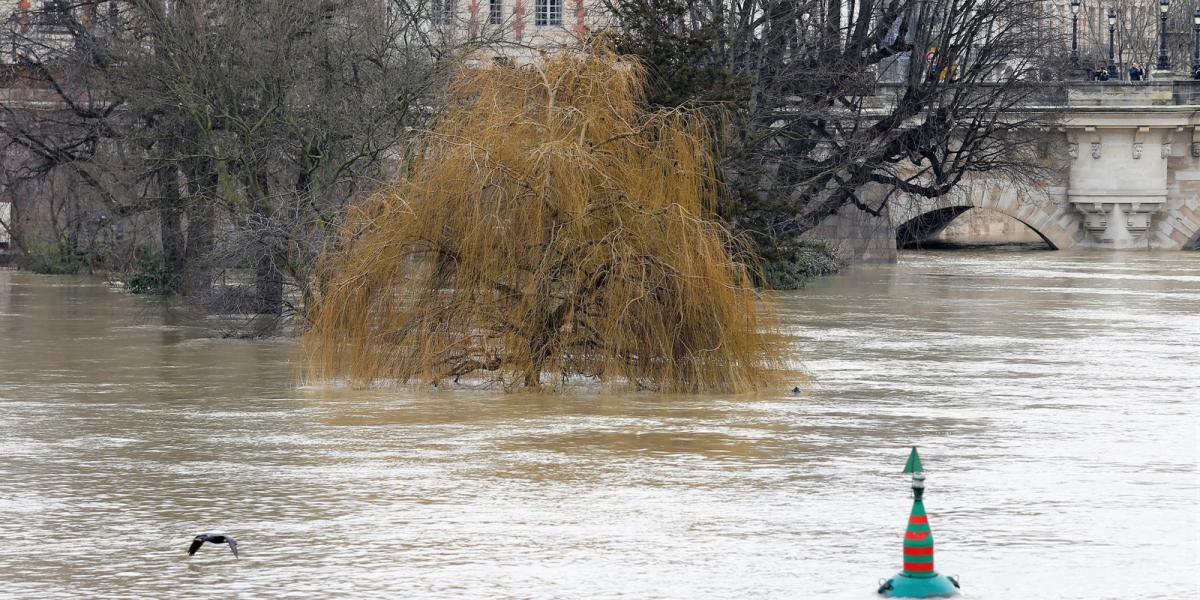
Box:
[1091,142,1102,159]
[1133,126,1149,160]
[1162,128,1180,159]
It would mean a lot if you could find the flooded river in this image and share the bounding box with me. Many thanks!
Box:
[1,251,1197,599]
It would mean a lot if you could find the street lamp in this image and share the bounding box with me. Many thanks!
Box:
[1192,9,1200,79]
[1157,0,1171,71]
[1108,8,1118,78]
[1070,0,1080,66]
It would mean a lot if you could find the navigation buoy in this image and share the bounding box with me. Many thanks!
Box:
[877,447,960,598]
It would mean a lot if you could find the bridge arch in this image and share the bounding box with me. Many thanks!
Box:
[889,183,1083,250]
[896,206,1059,248]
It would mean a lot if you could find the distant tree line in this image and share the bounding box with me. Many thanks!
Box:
[0,0,455,329]
[1076,0,1198,77]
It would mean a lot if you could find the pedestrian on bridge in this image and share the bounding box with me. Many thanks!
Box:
[1130,64,1145,82]
[1093,64,1110,81]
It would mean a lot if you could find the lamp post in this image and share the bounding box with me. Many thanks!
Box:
[1192,9,1200,79]
[1108,8,1118,78]
[1157,0,1171,71]
[1070,0,1080,66]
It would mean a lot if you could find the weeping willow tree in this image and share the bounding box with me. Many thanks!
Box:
[302,47,786,392]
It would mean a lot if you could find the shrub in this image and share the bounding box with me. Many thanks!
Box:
[757,239,842,290]
[15,234,82,275]
[124,247,178,295]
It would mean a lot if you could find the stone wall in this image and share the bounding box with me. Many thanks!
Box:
[802,185,898,264]
[1161,129,1200,250]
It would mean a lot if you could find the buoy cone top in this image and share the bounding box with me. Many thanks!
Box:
[902,447,923,474]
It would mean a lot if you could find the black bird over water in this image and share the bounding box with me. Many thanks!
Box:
[187,533,238,559]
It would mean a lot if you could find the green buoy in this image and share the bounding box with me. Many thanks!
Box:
[877,447,960,598]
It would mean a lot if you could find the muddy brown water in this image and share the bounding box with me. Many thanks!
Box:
[1,250,1197,599]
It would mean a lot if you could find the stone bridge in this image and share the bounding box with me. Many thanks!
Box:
[884,81,1200,253]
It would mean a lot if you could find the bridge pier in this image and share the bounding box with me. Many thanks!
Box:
[1063,109,1199,250]
[883,82,1200,253]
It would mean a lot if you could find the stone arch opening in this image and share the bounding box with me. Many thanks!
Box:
[896,206,971,247]
[896,206,1059,249]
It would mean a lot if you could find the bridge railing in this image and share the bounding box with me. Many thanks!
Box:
[863,82,1069,111]
[1063,80,1200,107]
[859,80,1200,112]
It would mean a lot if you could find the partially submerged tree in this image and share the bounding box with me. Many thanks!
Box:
[304,48,785,392]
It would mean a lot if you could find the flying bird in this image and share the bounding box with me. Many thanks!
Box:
[187,533,238,559]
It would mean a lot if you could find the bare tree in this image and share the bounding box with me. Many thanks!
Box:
[0,0,453,326]
[1078,0,1197,78]
[604,0,1066,285]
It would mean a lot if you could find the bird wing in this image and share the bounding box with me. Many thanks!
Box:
[226,537,238,559]
[187,537,205,556]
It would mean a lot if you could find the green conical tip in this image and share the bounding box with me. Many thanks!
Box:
[902,447,923,474]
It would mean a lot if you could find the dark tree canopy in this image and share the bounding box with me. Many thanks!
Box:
[603,0,1066,278]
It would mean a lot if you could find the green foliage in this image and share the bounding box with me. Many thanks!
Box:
[124,247,178,295]
[602,0,843,288]
[599,2,747,109]
[756,238,841,290]
[16,234,83,275]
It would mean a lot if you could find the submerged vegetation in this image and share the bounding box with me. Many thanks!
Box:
[757,240,842,291]
[13,234,86,276]
[303,47,786,392]
[122,247,178,295]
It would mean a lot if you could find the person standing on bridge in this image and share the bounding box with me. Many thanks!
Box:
[925,47,940,83]
[1129,63,1145,82]
[1093,64,1110,81]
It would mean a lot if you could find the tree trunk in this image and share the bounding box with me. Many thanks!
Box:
[249,167,283,315]
[255,251,283,315]
[182,159,217,296]
[158,165,185,289]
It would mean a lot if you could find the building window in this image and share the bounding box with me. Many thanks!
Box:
[433,0,455,26]
[489,0,503,25]
[534,0,560,26]
[35,0,72,33]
